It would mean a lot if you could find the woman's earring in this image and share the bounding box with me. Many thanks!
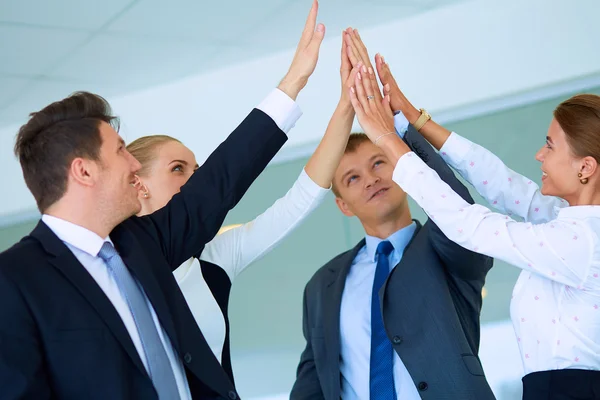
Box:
[143,192,149,197]
[578,172,589,185]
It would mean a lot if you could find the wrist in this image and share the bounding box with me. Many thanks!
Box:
[336,100,354,115]
[376,133,408,165]
[405,105,421,125]
[278,75,307,101]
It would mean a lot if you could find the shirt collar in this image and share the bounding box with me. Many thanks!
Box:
[557,205,600,220]
[41,214,112,257]
[365,221,417,262]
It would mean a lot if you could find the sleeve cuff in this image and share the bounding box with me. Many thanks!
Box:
[394,111,409,138]
[439,132,473,165]
[299,168,331,197]
[257,88,303,134]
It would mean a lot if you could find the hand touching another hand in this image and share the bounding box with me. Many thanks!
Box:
[278,0,325,100]
[347,64,394,144]
[344,28,383,104]
[374,54,420,123]
[348,65,412,164]
[339,32,361,109]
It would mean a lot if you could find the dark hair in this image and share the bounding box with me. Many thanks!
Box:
[554,94,600,163]
[14,91,119,212]
[331,132,371,197]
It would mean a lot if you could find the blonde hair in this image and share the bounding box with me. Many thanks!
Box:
[127,135,181,176]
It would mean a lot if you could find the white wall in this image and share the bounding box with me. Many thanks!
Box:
[1,0,598,217]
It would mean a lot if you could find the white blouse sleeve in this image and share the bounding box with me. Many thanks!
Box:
[393,153,599,289]
[198,168,329,282]
[439,132,567,224]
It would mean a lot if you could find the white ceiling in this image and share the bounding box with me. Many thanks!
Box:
[0,0,463,127]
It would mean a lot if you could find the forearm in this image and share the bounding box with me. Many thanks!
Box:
[305,103,354,188]
[441,132,563,222]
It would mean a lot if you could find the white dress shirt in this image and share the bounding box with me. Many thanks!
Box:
[173,168,329,363]
[41,88,302,399]
[393,131,600,376]
[42,214,194,400]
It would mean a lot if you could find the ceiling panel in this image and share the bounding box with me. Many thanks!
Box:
[106,0,292,43]
[0,24,89,75]
[0,78,113,127]
[0,76,31,110]
[49,32,224,88]
[241,0,425,49]
[0,0,134,30]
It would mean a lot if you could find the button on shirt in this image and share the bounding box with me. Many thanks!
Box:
[393,131,600,375]
[339,222,422,400]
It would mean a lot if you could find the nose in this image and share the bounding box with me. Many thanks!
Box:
[129,152,142,173]
[365,172,380,189]
[535,146,545,163]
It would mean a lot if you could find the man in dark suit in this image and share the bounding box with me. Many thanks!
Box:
[291,121,496,399]
[0,3,325,399]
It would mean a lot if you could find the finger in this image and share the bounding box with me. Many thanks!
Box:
[346,61,361,87]
[382,94,394,119]
[354,69,371,113]
[298,0,318,49]
[367,65,383,102]
[375,53,388,85]
[307,23,325,55]
[351,29,372,68]
[340,32,351,72]
[345,28,362,64]
[348,86,366,122]
[360,65,378,111]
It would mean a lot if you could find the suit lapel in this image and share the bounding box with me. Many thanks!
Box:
[109,225,180,352]
[112,225,235,397]
[32,221,147,377]
[379,220,423,313]
[323,239,365,400]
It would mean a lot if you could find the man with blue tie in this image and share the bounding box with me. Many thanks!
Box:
[0,2,325,399]
[290,29,496,400]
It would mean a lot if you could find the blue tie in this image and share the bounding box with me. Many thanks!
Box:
[370,240,397,400]
[98,242,179,400]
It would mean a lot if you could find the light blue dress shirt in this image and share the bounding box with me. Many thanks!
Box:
[339,221,422,400]
[339,112,418,399]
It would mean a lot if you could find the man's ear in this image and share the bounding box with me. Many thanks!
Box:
[335,196,355,217]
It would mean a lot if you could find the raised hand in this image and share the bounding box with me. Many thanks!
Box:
[278,0,326,100]
[339,32,361,108]
[347,64,395,145]
[344,28,383,104]
[375,54,420,122]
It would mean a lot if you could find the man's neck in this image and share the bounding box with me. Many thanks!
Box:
[362,209,414,240]
[45,202,114,239]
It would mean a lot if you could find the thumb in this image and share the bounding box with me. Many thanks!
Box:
[307,23,326,54]
[382,94,394,119]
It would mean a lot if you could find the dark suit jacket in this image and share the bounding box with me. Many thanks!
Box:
[291,126,496,400]
[0,109,287,400]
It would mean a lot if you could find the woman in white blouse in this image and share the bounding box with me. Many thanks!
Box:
[346,50,600,399]
[126,37,361,383]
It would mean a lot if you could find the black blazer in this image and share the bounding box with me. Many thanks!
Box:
[0,109,287,400]
[291,126,496,400]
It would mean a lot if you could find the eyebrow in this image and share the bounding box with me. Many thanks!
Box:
[340,168,356,184]
[340,154,385,183]
[546,136,554,144]
[169,159,200,169]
